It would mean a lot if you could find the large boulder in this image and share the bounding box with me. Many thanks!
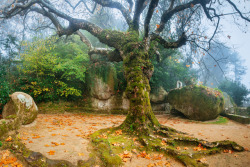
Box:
[167,85,224,121]
[89,63,116,100]
[150,87,168,103]
[3,92,38,125]
[90,77,114,100]
[222,92,236,114]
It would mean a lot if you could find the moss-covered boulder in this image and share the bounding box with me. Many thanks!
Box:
[167,85,224,121]
[89,63,116,100]
[2,92,38,125]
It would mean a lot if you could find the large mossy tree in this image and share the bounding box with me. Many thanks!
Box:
[1,0,249,166]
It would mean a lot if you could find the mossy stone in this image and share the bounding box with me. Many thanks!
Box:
[167,85,224,121]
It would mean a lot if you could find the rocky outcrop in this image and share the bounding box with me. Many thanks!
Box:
[167,85,224,121]
[222,92,236,114]
[150,87,170,113]
[150,87,168,103]
[3,92,38,125]
[91,92,129,111]
[90,77,114,100]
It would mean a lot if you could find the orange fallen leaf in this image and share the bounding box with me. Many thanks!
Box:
[5,136,12,142]
[47,150,55,155]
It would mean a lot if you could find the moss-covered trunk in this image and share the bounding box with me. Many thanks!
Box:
[120,42,160,134]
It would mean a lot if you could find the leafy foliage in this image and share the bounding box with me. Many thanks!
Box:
[219,80,249,106]
[18,35,89,102]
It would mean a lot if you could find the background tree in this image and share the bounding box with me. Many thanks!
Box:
[219,80,249,106]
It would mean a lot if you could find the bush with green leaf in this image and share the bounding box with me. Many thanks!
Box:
[18,35,89,102]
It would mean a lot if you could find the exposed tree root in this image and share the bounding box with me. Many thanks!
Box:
[0,124,245,167]
[85,125,245,167]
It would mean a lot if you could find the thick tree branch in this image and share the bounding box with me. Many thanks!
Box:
[151,32,187,48]
[126,0,134,11]
[89,48,122,62]
[133,0,146,31]
[200,0,212,20]
[144,0,159,38]
[1,0,37,18]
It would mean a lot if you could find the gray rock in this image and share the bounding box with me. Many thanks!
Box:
[167,85,224,121]
[3,92,38,125]
[222,92,236,114]
[150,87,168,104]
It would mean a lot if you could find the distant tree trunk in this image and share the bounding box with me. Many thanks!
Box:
[120,41,160,135]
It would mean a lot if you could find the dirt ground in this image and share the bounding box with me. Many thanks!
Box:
[13,113,250,167]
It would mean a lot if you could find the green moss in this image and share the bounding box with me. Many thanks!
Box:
[90,128,124,166]
[168,85,225,121]
[203,116,228,124]
[5,114,17,119]
[177,155,207,167]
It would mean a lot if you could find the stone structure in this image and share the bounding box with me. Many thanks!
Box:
[176,81,183,88]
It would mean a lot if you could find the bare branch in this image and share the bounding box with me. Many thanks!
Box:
[91,0,132,25]
[75,30,93,49]
[126,0,134,10]
[226,0,250,22]
[156,0,210,34]
[64,0,97,14]
[168,0,175,11]
[151,32,187,48]
[144,0,159,38]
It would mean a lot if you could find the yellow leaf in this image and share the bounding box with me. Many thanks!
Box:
[78,153,84,156]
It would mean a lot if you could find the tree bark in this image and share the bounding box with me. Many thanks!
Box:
[120,42,160,135]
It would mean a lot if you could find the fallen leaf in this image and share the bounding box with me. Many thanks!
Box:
[197,157,207,163]
[5,136,12,142]
[47,150,55,155]
[78,153,84,156]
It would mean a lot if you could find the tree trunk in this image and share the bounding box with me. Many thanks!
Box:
[120,42,160,135]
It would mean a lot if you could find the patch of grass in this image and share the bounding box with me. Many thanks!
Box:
[204,116,228,124]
